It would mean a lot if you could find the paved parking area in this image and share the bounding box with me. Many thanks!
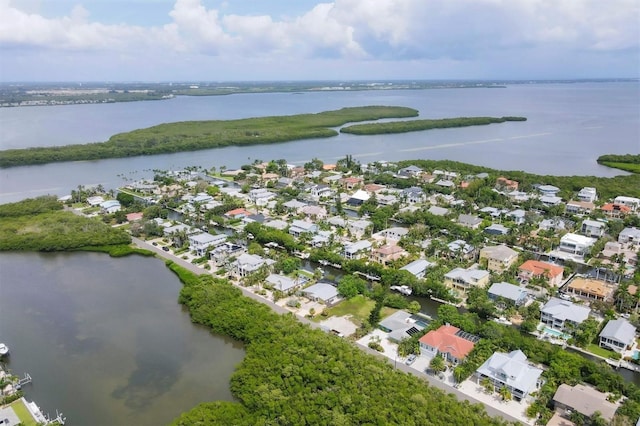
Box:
[319,316,358,337]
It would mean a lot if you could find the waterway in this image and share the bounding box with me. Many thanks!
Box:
[0,252,244,426]
[1,82,638,204]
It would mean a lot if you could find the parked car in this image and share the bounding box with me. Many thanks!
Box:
[162,246,170,252]
[405,354,417,365]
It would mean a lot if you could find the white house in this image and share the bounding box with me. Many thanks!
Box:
[488,282,529,306]
[558,233,597,256]
[614,196,640,212]
[343,240,372,260]
[599,318,636,353]
[619,227,640,244]
[581,219,606,238]
[288,220,318,238]
[188,232,227,256]
[400,259,435,279]
[540,297,590,333]
[577,187,597,203]
[475,350,543,401]
[248,188,276,206]
[232,253,275,278]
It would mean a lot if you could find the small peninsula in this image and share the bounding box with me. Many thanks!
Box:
[0,106,526,168]
[597,154,640,174]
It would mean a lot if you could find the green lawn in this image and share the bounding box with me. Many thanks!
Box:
[325,295,396,326]
[586,343,617,359]
[9,398,38,426]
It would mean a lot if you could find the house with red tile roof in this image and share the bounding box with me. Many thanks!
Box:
[601,203,631,219]
[518,260,564,287]
[419,324,478,365]
[224,208,252,219]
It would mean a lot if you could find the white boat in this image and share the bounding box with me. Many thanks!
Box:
[0,343,8,356]
[390,285,413,296]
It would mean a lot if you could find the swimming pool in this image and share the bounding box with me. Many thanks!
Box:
[538,324,570,340]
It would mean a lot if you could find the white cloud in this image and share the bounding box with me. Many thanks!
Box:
[0,0,637,80]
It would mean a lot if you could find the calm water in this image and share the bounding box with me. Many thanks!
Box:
[0,252,244,426]
[1,82,639,203]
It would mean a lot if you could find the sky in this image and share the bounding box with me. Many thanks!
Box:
[1,0,639,82]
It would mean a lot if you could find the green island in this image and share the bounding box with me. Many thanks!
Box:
[0,106,527,168]
[597,154,640,174]
[340,116,526,135]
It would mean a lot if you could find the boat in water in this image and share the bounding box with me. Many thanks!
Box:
[0,343,8,356]
[390,285,412,296]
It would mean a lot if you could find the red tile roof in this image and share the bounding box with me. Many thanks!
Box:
[518,260,564,278]
[419,325,475,361]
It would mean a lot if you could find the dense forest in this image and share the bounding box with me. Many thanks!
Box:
[340,116,526,135]
[597,154,640,174]
[170,263,512,426]
[0,196,132,251]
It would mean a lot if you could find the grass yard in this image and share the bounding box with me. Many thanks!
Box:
[586,343,617,359]
[9,398,38,426]
[325,295,396,326]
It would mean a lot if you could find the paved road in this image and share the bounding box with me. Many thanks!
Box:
[132,237,524,425]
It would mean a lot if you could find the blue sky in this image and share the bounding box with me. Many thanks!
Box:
[1,0,638,82]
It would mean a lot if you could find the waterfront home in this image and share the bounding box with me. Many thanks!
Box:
[619,227,640,244]
[248,188,276,206]
[599,318,636,353]
[577,187,597,203]
[191,192,214,204]
[397,165,423,178]
[558,233,596,256]
[403,186,426,204]
[475,350,543,401]
[483,224,510,236]
[536,184,560,197]
[302,282,339,305]
[343,240,373,260]
[428,206,449,216]
[496,177,519,191]
[346,189,370,207]
[566,276,614,302]
[265,273,303,293]
[263,219,289,231]
[100,199,121,214]
[188,232,227,256]
[232,253,276,278]
[225,208,252,220]
[487,282,529,307]
[540,297,590,333]
[580,219,606,238]
[479,245,518,273]
[419,324,478,365]
[346,219,373,238]
[378,227,409,242]
[370,244,408,266]
[400,259,435,279]
[552,384,617,424]
[289,220,318,238]
[310,184,332,199]
[601,203,632,219]
[444,266,490,295]
[87,195,105,206]
[458,214,483,229]
[378,310,425,342]
[565,200,595,215]
[613,196,640,212]
[518,260,564,287]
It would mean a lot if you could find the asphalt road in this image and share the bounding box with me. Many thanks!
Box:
[132,237,524,425]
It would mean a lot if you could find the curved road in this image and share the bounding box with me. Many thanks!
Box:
[132,237,524,425]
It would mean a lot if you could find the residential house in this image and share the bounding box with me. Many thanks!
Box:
[552,384,617,425]
[435,179,456,189]
[262,219,288,231]
[601,203,632,219]
[346,219,372,238]
[581,219,606,238]
[370,244,409,266]
[100,199,121,214]
[444,266,490,294]
[188,232,227,256]
[458,214,483,229]
[232,253,275,278]
[419,324,478,365]
[475,350,543,401]
[540,297,590,333]
[343,240,372,260]
[310,184,332,199]
[282,199,307,211]
[191,192,214,205]
[613,196,640,212]
[302,282,339,305]
[558,233,596,256]
[577,187,597,203]
[346,189,370,207]
[397,165,423,178]
[300,205,327,219]
[539,195,563,207]
[538,218,566,232]
[163,223,195,247]
[479,245,518,273]
[265,273,302,292]
[428,206,449,216]
[248,188,276,206]
[447,240,476,259]
[289,220,318,238]
[363,183,385,194]
[378,310,425,342]
[488,282,529,307]
[496,177,519,191]
[379,227,409,242]
[619,227,640,244]
[518,260,564,287]
[507,209,526,225]
[566,276,614,302]
[403,187,426,204]
[225,208,252,220]
[484,224,510,236]
[537,184,560,197]
[341,176,363,190]
[400,259,435,279]
[599,318,636,353]
[565,200,596,215]
[87,196,105,206]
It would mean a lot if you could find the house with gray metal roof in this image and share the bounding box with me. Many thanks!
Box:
[265,273,302,293]
[552,384,617,424]
[343,240,372,260]
[488,282,529,306]
[475,350,543,401]
[540,297,590,332]
[302,283,339,305]
[378,310,426,342]
[599,318,636,353]
[400,259,435,279]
